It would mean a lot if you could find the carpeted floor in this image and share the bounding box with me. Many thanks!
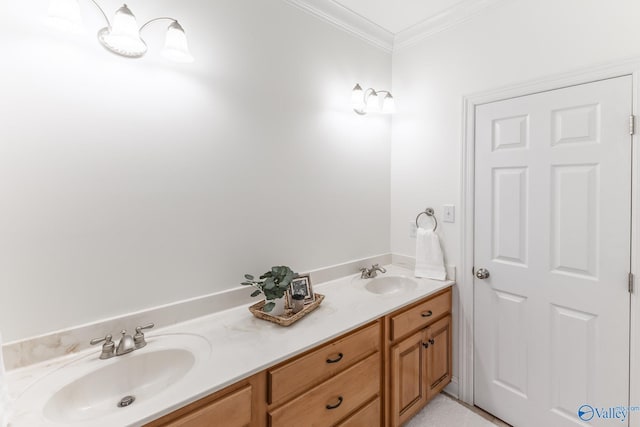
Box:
[405,394,501,427]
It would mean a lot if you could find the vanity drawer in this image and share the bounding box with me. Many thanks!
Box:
[336,396,381,427]
[268,321,380,405]
[160,385,252,427]
[268,352,380,427]
[390,289,451,341]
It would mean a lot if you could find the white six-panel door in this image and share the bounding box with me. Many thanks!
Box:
[474,76,632,427]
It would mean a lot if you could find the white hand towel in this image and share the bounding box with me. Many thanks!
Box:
[415,227,447,280]
[0,332,9,427]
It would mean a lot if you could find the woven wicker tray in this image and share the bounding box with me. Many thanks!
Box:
[249,294,325,326]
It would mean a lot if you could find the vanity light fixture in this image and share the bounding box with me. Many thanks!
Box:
[351,84,395,115]
[47,0,194,63]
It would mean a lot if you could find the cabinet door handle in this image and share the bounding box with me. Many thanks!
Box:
[326,353,344,364]
[421,310,433,318]
[326,396,343,410]
[429,338,435,345]
[422,342,429,349]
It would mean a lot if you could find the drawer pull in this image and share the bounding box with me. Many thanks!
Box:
[421,310,433,318]
[326,353,344,364]
[326,396,344,410]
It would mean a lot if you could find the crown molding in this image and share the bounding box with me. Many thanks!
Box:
[283,0,394,53]
[282,0,506,53]
[393,0,507,51]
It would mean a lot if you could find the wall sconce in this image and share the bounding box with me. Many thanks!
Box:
[351,84,395,115]
[47,0,194,63]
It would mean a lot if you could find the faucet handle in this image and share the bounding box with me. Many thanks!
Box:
[134,323,155,349]
[90,333,112,345]
[136,323,155,333]
[90,334,115,359]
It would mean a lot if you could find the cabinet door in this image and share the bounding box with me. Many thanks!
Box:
[425,315,452,400]
[390,330,427,427]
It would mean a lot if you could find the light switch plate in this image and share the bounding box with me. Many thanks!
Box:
[443,205,455,223]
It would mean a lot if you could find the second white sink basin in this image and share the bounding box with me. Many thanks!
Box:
[365,276,417,295]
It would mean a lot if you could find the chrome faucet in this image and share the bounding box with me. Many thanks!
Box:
[116,330,135,356]
[90,323,154,359]
[360,264,387,279]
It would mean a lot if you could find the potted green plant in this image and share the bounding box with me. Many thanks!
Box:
[241,266,296,315]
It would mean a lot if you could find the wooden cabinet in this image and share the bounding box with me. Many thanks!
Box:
[267,322,380,407]
[145,372,266,427]
[162,386,252,427]
[268,321,382,427]
[390,330,427,426]
[147,286,452,427]
[426,315,452,401]
[336,397,381,427]
[269,352,380,427]
[390,290,451,341]
[387,288,452,427]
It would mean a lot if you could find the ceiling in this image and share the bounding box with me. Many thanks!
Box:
[332,0,471,34]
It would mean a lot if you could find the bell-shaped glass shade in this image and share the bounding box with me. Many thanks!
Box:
[351,84,365,111]
[382,93,396,114]
[162,21,194,63]
[365,91,380,113]
[98,4,147,57]
[47,0,83,31]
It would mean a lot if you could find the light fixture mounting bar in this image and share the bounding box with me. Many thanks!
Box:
[139,17,177,32]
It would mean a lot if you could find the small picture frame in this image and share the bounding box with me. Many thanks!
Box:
[288,275,315,306]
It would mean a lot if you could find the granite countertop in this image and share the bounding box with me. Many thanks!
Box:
[7,264,454,427]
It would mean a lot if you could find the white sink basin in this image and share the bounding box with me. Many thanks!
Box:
[365,276,418,295]
[14,333,211,426]
[44,348,194,423]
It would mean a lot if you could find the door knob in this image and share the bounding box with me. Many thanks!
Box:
[475,268,490,280]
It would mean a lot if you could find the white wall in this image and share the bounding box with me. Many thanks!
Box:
[391,0,640,265]
[391,0,640,395]
[0,0,392,342]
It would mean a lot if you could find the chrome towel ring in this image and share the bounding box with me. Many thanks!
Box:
[415,208,438,231]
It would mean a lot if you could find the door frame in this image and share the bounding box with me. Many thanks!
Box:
[459,57,640,424]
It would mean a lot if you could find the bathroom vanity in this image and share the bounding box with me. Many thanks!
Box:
[146,287,452,427]
[7,265,453,427]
